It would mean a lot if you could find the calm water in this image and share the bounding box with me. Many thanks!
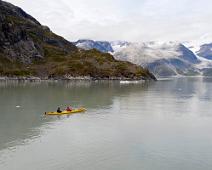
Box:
[0,78,212,170]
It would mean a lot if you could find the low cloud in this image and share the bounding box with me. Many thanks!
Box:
[6,0,212,43]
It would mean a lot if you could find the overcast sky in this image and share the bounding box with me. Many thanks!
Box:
[5,0,212,43]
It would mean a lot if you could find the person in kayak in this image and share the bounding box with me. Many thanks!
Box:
[66,106,72,111]
[57,107,62,113]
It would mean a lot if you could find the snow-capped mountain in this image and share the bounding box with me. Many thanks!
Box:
[110,41,131,51]
[74,39,113,53]
[74,39,212,77]
[183,41,212,76]
[112,41,200,77]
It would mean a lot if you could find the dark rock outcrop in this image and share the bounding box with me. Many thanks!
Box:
[177,44,199,64]
[197,43,212,60]
[0,0,77,63]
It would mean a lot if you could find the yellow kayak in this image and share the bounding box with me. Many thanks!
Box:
[45,108,86,116]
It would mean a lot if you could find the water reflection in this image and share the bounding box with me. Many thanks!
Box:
[0,80,152,150]
[1,78,212,170]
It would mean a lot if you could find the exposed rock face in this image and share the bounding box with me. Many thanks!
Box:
[0,0,77,63]
[197,43,212,60]
[177,44,199,64]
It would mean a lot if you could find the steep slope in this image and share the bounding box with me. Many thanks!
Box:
[183,41,212,76]
[0,0,77,63]
[0,0,155,80]
[197,43,212,60]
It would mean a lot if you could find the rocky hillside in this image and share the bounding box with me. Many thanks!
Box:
[0,0,77,63]
[0,0,156,80]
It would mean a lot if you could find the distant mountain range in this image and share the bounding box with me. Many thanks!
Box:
[75,39,212,77]
[74,39,114,53]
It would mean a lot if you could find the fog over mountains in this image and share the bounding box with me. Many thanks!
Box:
[75,39,212,77]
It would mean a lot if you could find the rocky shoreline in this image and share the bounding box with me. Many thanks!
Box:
[0,75,156,81]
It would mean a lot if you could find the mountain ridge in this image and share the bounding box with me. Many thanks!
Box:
[75,40,204,77]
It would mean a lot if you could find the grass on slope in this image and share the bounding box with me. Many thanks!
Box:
[0,54,31,76]
[31,48,153,79]
[0,45,154,79]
